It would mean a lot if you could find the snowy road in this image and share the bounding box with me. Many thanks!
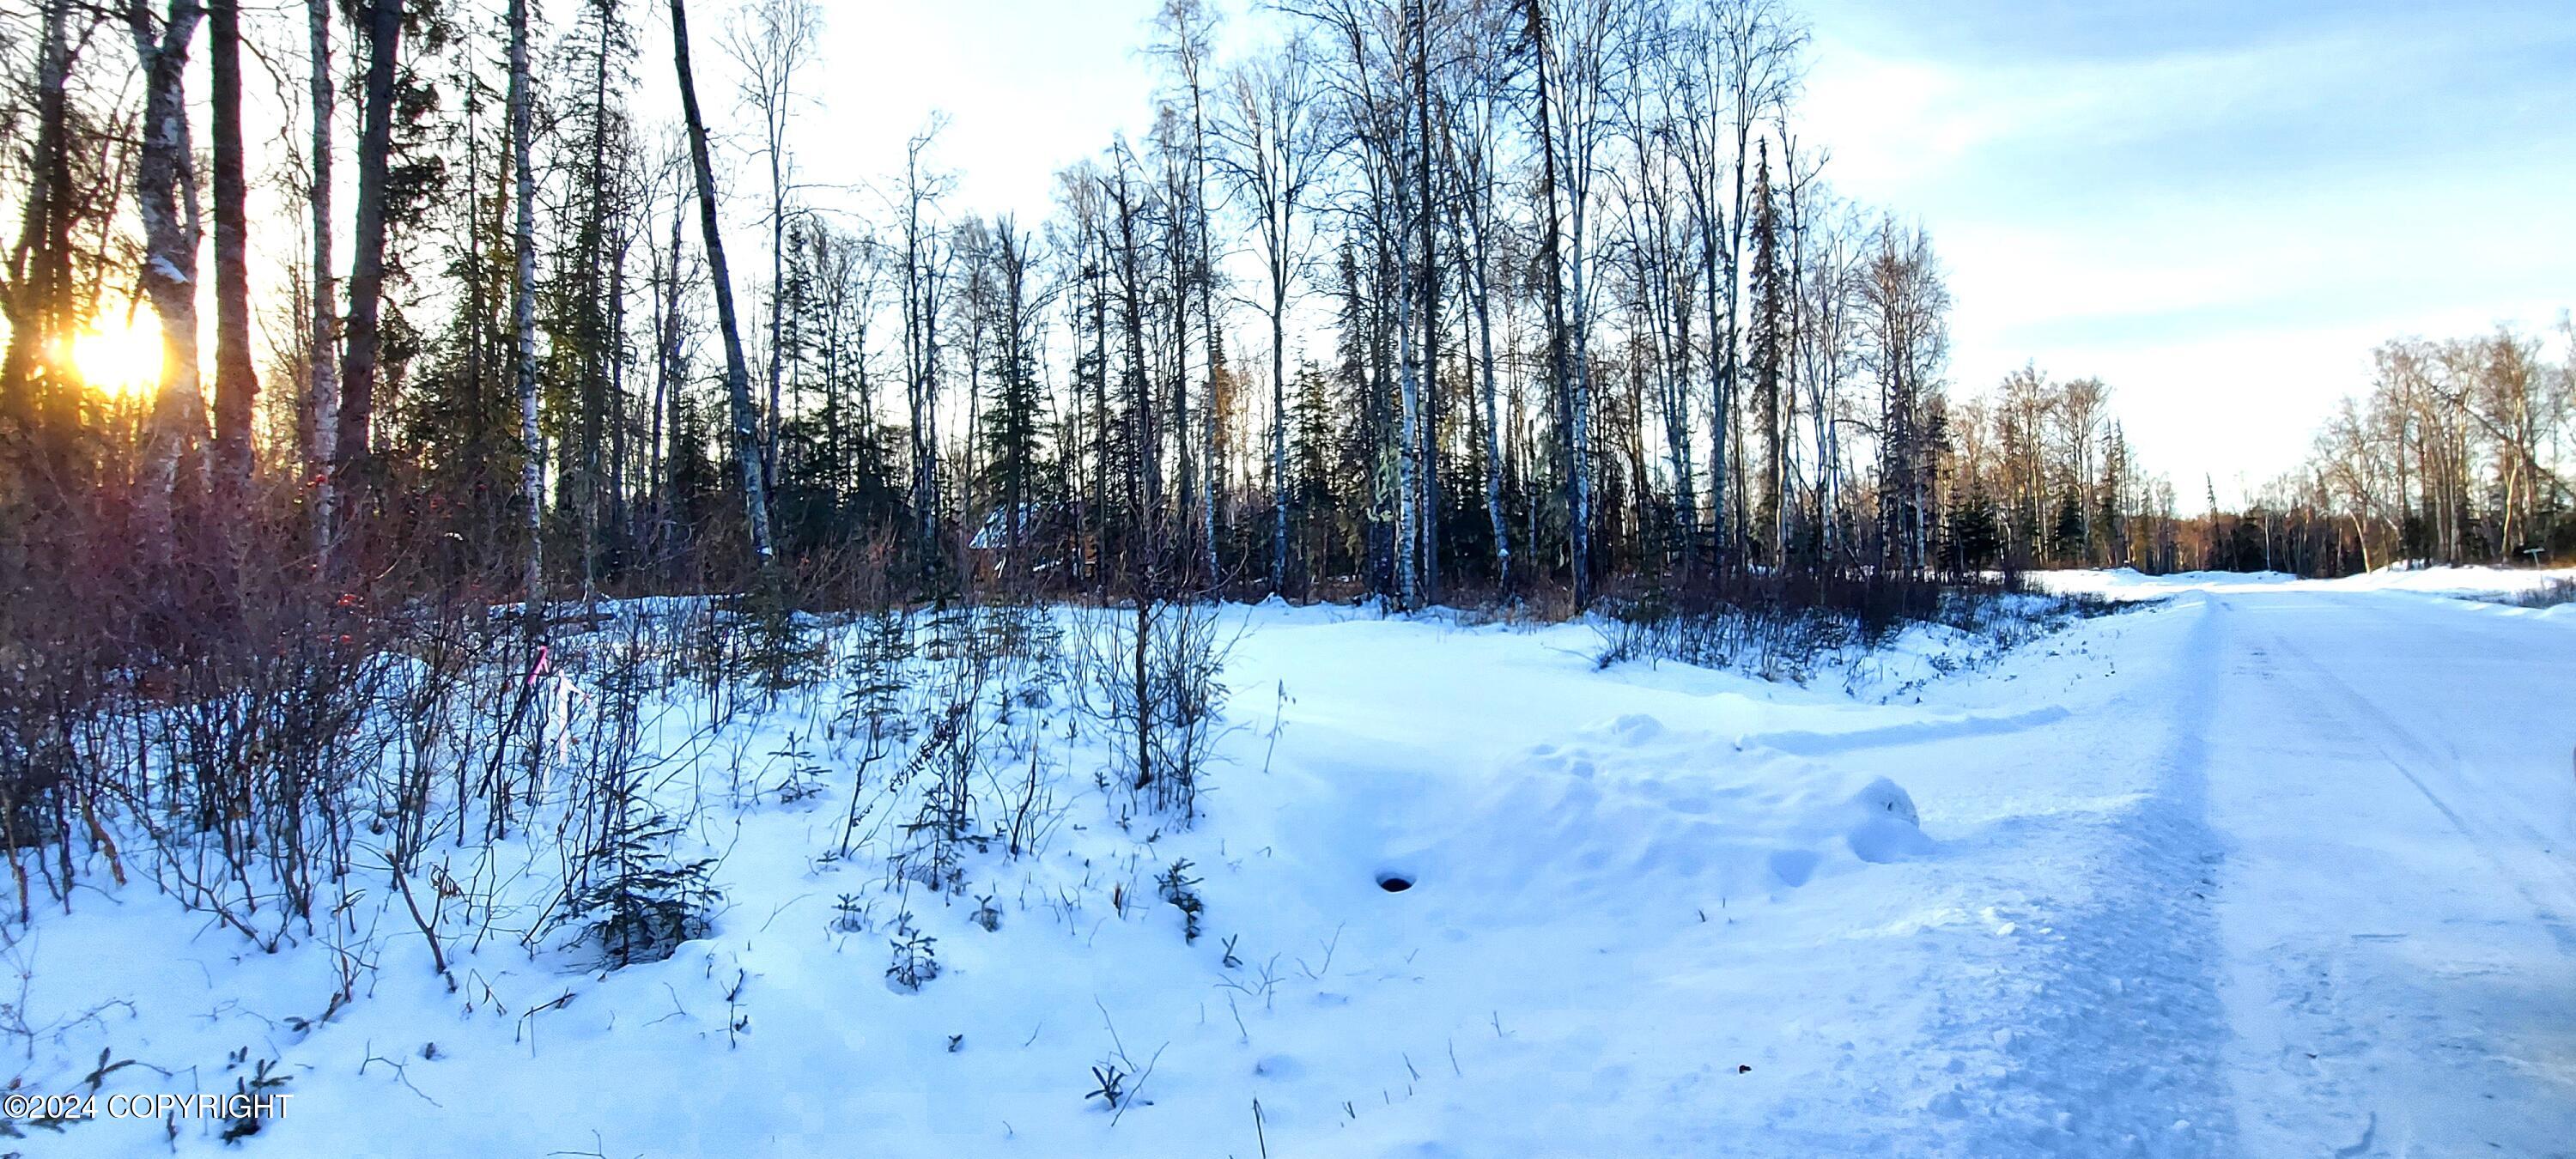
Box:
[2200,588,2576,1156]
[1199,578,2576,1156]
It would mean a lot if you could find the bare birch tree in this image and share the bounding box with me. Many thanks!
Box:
[1214,33,1327,593]
[305,0,341,551]
[722,0,819,500]
[669,0,776,565]
[125,0,207,562]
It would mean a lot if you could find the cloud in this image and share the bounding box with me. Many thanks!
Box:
[1799,0,2576,501]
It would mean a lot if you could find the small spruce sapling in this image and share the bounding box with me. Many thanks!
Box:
[568,768,720,968]
[835,607,915,859]
[891,699,975,893]
[218,1051,290,1143]
[1156,859,1204,944]
[768,733,827,804]
[737,575,817,695]
[886,912,940,992]
[1086,1063,1127,1109]
[830,893,868,934]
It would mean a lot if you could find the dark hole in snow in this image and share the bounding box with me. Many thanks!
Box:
[1376,873,1413,893]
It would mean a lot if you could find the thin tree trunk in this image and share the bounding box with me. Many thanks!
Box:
[656,179,687,571]
[605,222,629,594]
[3,0,76,446]
[1698,183,1725,570]
[1269,272,1289,594]
[1188,51,1221,589]
[1170,195,1194,587]
[1110,166,1157,560]
[1414,0,1439,605]
[1392,161,1420,610]
[306,0,341,555]
[511,0,544,624]
[1471,205,1510,593]
[763,103,787,508]
[210,0,257,502]
[1091,217,1110,591]
[1565,179,1595,611]
[670,0,776,565]
[339,0,403,505]
[1524,0,1580,608]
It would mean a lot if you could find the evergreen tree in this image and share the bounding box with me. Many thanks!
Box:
[2050,491,2086,565]
[568,766,720,968]
[1746,143,1788,561]
[975,220,1047,562]
[1944,482,2002,573]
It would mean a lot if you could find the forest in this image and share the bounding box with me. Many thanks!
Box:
[2,0,2568,629]
[2,1,2573,1153]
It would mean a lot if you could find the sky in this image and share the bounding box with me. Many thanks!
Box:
[685,0,2575,504]
[1795,0,2576,501]
[696,1,1176,234]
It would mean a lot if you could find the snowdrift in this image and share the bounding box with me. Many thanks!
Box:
[2037,563,2576,601]
[1366,713,1933,922]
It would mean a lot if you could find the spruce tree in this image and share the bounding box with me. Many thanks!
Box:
[570,764,720,968]
[1746,143,1788,561]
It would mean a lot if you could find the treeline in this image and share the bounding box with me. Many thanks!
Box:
[7,0,2554,650]
[1936,369,2159,573]
[0,0,2139,629]
[2257,325,2576,575]
[1947,324,2576,581]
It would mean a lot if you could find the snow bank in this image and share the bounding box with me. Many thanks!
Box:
[2324,562,2576,597]
[1369,713,1933,920]
[2034,564,2576,601]
[2031,568,2298,598]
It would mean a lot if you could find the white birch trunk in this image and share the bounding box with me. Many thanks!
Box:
[129,3,209,565]
[307,0,340,557]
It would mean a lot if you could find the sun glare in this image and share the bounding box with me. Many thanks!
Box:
[70,315,163,398]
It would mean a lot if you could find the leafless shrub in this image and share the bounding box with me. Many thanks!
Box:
[1069,598,1236,826]
[2509,577,2576,609]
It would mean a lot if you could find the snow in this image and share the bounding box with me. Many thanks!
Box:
[15,571,2576,1156]
[2036,561,2576,600]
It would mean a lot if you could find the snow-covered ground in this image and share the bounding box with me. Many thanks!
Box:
[14,567,2576,1156]
[2037,561,2576,604]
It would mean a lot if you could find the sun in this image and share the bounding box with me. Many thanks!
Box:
[70,314,163,398]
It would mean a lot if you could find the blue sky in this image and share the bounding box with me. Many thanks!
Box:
[1799,0,2576,500]
[793,0,2575,502]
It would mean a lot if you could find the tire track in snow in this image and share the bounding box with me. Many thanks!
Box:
[2242,602,2576,951]
[1942,598,2237,1156]
[2208,590,2576,1156]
